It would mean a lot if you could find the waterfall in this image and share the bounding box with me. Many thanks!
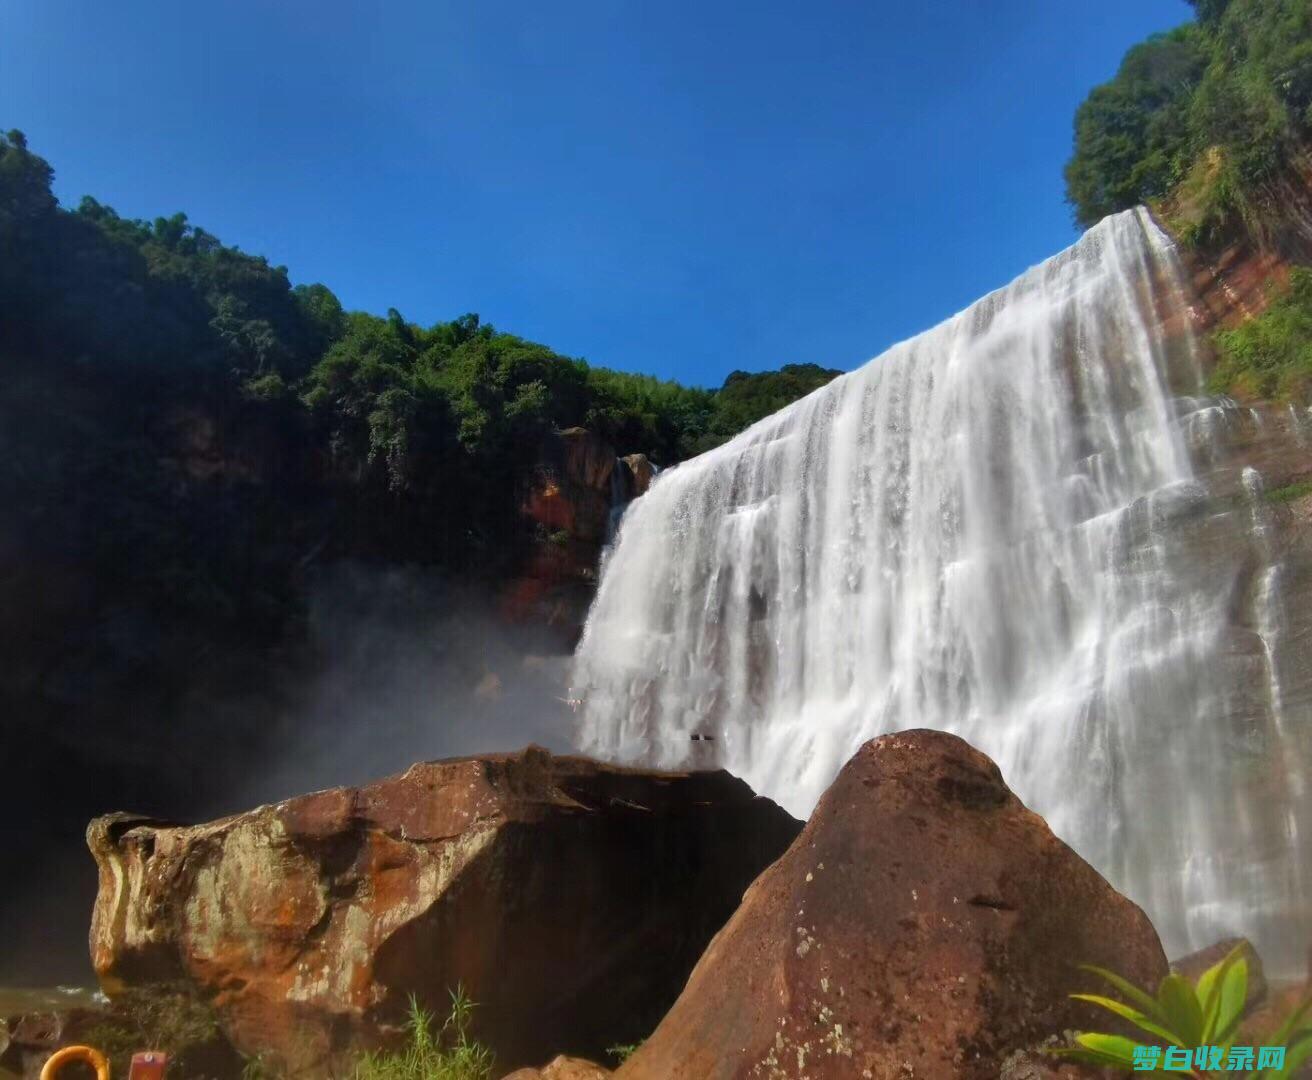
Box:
[571,208,1310,971]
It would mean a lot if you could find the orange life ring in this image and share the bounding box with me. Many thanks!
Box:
[40,1044,111,1080]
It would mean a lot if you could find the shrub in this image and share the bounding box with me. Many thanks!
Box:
[606,1042,642,1064]
[80,985,239,1078]
[1209,267,1312,400]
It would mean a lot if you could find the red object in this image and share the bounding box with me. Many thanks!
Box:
[128,1052,168,1080]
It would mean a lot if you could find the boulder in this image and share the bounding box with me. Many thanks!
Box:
[88,746,800,1076]
[1171,937,1267,1015]
[620,454,656,497]
[556,427,618,492]
[615,729,1168,1080]
[501,1055,612,1079]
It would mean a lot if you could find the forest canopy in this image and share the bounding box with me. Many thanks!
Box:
[0,128,840,606]
[1065,0,1312,246]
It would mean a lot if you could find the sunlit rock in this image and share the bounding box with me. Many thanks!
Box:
[87,746,800,1075]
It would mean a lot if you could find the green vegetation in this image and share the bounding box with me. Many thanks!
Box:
[1067,1,1312,402]
[1266,478,1312,503]
[354,992,493,1080]
[80,986,240,1079]
[0,127,839,838]
[1066,0,1312,247]
[1209,267,1312,399]
[697,364,842,452]
[1056,945,1312,1077]
[0,126,838,593]
[606,1041,643,1064]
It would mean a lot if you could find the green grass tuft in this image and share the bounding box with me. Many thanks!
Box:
[353,988,494,1080]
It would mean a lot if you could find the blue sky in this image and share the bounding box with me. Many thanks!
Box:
[1,0,1192,386]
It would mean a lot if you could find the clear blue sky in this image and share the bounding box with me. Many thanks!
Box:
[1,0,1191,386]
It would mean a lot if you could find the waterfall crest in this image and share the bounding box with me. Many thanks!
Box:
[571,209,1309,969]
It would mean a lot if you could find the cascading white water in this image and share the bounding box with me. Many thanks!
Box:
[572,208,1310,970]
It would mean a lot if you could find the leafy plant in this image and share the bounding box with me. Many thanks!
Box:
[607,1042,642,1064]
[353,987,494,1080]
[1056,944,1312,1077]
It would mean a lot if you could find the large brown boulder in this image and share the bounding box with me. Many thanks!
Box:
[88,746,800,1076]
[616,730,1168,1080]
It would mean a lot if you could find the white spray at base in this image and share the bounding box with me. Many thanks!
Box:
[571,209,1310,970]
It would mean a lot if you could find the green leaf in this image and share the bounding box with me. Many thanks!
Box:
[1081,964,1168,1022]
[1156,973,1204,1047]
[1197,943,1247,1039]
[1210,957,1248,1045]
[1070,1032,1145,1069]
[1070,994,1185,1046]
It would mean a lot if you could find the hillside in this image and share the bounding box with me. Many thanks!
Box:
[0,129,840,980]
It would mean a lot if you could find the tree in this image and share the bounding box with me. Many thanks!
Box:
[1065,28,1208,228]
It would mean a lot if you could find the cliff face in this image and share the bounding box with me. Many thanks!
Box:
[502,428,654,629]
[1113,220,1312,969]
[0,386,638,982]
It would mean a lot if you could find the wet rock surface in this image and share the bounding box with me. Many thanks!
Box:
[620,454,656,497]
[87,746,800,1076]
[614,730,1168,1080]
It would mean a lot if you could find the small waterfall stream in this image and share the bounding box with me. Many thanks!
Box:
[571,209,1310,971]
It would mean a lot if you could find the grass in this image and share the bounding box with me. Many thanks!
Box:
[353,989,493,1080]
[607,1042,642,1064]
[1208,268,1312,403]
[1267,479,1312,504]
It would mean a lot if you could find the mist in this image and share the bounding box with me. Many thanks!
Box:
[240,562,578,809]
[0,561,579,985]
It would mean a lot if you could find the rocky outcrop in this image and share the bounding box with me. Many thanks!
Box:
[88,746,801,1076]
[501,1056,612,1080]
[523,428,621,546]
[506,428,630,627]
[615,730,1168,1080]
[620,454,656,497]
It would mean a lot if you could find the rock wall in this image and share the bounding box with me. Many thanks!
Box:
[87,746,800,1076]
[504,427,656,630]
